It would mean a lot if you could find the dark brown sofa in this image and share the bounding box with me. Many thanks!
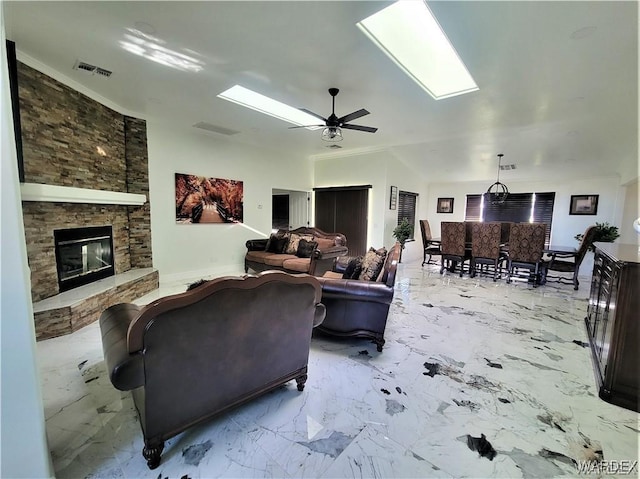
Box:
[245,226,348,276]
[315,243,400,352]
[99,271,325,470]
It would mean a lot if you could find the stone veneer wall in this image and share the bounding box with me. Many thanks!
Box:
[125,117,153,268]
[17,62,152,302]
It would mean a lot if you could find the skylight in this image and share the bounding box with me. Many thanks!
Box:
[217,86,323,130]
[357,1,478,100]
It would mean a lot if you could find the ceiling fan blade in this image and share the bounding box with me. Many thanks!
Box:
[288,124,324,129]
[341,123,378,133]
[299,108,327,122]
[338,109,369,124]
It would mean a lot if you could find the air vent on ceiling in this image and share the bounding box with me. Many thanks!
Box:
[193,122,240,136]
[73,60,112,78]
[500,164,516,170]
[326,144,343,149]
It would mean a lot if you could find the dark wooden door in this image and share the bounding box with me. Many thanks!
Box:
[314,186,369,257]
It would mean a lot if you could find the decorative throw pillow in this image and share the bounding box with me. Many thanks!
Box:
[358,247,387,281]
[286,233,313,254]
[296,239,318,258]
[342,256,363,279]
[314,237,335,251]
[264,234,277,252]
[266,233,289,253]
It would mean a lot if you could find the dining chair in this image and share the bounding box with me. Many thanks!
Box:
[419,220,441,266]
[470,222,506,281]
[440,222,470,277]
[506,223,547,286]
[542,225,597,290]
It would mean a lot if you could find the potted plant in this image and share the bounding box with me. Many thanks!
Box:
[574,222,620,251]
[393,218,414,262]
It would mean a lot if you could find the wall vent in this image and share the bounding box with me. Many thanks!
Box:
[73,61,112,78]
[192,122,240,136]
[500,164,516,170]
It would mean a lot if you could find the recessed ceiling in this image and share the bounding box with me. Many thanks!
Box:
[3,1,638,183]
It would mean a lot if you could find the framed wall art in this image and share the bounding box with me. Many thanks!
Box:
[437,197,454,214]
[569,195,598,215]
[175,173,244,224]
[389,186,398,210]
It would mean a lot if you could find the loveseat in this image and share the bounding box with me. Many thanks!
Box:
[245,226,348,276]
[315,242,401,352]
[99,271,326,469]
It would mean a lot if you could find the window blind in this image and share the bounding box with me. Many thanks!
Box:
[398,191,418,240]
[465,192,555,244]
[465,195,482,222]
[484,192,532,223]
[532,192,555,245]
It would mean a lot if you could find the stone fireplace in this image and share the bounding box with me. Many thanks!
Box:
[17,60,158,339]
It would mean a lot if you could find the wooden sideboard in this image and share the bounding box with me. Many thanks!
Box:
[585,242,639,412]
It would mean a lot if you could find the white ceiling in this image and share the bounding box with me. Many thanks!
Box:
[4,1,638,183]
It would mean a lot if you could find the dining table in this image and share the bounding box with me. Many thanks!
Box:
[543,245,578,255]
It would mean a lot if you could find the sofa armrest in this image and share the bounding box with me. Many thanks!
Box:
[246,238,268,251]
[316,245,349,260]
[314,303,326,327]
[99,303,145,391]
[332,255,357,274]
[316,277,394,305]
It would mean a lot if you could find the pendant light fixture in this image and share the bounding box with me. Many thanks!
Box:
[485,153,509,205]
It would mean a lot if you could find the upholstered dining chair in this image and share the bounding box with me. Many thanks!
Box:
[470,222,506,281]
[440,222,470,277]
[541,225,597,290]
[420,220,441,266]
[506,222,547,286]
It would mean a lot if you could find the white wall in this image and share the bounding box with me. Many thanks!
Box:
[382,154,430,263]
[147,120,314,281]
[313,151,389,250]
[619,178,639,245]
[1,7,53,477]
[313,150,428,263]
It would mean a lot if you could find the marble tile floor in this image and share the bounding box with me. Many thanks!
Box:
[36,260,639,478]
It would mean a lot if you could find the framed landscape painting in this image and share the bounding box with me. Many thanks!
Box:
[175,173,244,224]
[437,197,454,214]
[570,195,598,215]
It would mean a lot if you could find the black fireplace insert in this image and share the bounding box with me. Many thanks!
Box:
[54,226,115,292]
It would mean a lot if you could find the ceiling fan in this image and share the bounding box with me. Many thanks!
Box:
[291,88,377,142]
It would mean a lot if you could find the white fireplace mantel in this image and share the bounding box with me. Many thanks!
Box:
[20,183,147,206]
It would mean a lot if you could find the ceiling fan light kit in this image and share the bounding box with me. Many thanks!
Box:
[486,154,510,205]
[321,127,343,142]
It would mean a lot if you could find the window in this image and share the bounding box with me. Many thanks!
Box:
[397,191,418,240]
[465,195,482,222]
[464,192,555,244]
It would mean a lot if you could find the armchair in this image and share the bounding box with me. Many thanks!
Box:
[542,225,597,289]
[315,243,400,352]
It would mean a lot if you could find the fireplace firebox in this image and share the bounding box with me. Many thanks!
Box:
[54,226,115,292]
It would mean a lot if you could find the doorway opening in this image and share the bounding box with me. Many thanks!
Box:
[271,189,310,231]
